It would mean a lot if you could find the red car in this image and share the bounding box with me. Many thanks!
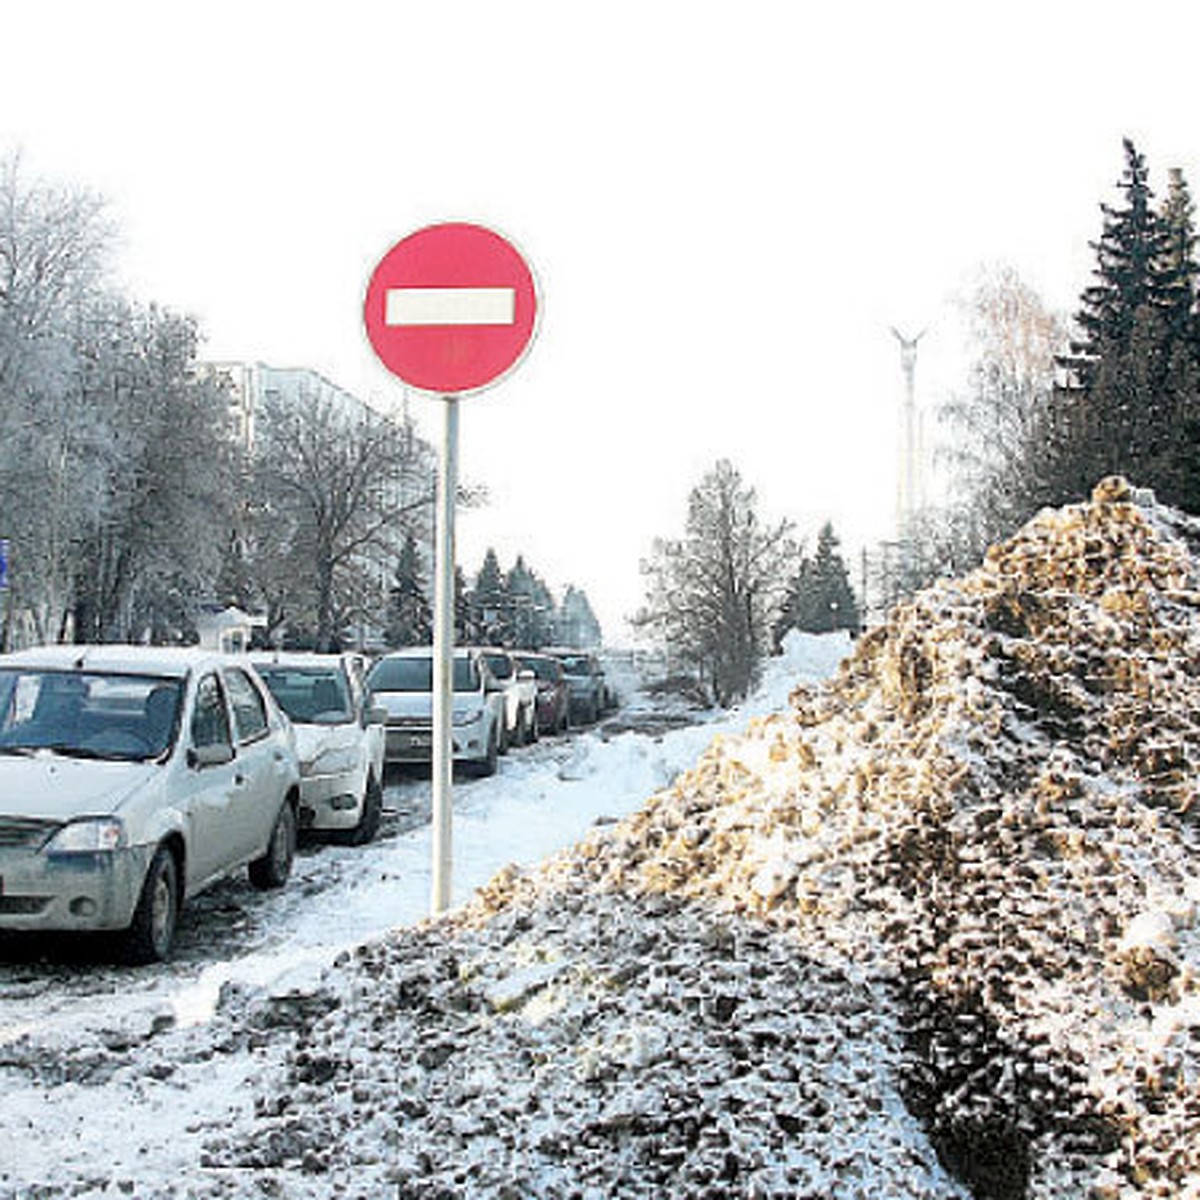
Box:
[513,652,570,735]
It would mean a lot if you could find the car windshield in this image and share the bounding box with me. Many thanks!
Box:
[0,669,182,762]
[255,666,352,724]
[368,656,479,693]
[516,657,558,682]
[558,656,592,676]
[482,653,512,680]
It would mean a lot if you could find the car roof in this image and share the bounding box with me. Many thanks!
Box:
[0,644,245,679]
[373,647,476,660]
[249,651,351,671]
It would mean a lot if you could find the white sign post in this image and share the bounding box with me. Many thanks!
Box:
[364,223,538,914]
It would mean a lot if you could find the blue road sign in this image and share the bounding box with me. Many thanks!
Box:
[0,538,8,591]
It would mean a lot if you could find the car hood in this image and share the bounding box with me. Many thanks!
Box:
[291,722,356,760]
[0,755,158,821]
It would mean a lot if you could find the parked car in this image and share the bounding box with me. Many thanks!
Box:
[249,651,386,845]
[542,648,612,724]
[367,648,506,776]
[473,647,538,748]
[512,651,570,735]
[0,645,301,964]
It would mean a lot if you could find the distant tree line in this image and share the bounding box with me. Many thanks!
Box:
[386,542,603,650]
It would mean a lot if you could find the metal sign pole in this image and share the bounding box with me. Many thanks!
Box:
[430,395,459,915]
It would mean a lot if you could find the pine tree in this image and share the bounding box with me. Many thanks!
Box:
[775,522,860,642]
[1049,139,1197,504]
[385,533,432,647]
[505,556,555,649]
[471,548,510,644]
[556,586,602,649]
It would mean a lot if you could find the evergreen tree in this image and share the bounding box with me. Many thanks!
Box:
[557,585,602,649]
[471,548,510,644]
[385,533,432,647]
[1049,139,1199,508]
[775,522,860,642]
[505,556,555,648]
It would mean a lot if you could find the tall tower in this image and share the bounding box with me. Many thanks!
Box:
[889,326,925,544]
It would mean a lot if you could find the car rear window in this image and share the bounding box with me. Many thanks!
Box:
[256,667,352,724]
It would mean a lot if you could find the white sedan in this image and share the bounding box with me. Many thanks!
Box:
[249,652,386,844]
[0,645,301,963]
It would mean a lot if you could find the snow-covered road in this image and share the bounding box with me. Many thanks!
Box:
[0,636,850,1060]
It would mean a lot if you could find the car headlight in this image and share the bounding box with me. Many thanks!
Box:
[453,707,484,727]
[303,745,359,777]
[45,818,126,854]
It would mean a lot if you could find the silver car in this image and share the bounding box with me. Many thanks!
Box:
[250,651,386,844]
[0,645,301,963]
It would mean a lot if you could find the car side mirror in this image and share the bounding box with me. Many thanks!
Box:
[188,743,235,769]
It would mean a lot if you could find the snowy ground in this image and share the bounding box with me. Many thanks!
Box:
[0,634,887,1199]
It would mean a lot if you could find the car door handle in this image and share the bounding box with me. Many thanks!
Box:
[234,773,246,786]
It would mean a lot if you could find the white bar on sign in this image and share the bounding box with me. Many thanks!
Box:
[385,287,515,326]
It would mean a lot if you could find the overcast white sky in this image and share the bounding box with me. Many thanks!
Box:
[4,2,1199,641]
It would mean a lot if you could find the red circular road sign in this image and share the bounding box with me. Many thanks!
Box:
[363,222,538,396]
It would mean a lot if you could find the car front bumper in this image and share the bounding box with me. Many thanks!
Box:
[384,718,490,764]
[298,771,364,831]
[0,843,154,934]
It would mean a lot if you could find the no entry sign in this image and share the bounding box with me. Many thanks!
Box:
[363,222,538,396]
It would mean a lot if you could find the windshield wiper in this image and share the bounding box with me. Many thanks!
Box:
[42,743,135,762]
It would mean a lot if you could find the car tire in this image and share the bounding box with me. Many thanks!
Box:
[346,772,383,846]
[125,844,179,965]
[249,799,297,890]
[475,724,499,777]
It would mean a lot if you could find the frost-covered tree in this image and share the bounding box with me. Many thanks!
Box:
[0,153,113,642]
[936,265,1069,563]
[252,390,435,650]
[70,300,233,643]
[637,459,794,706]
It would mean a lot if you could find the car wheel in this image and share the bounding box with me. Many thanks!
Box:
[249,800,297,890]
[125,844,179,965]
[347,772,384,846]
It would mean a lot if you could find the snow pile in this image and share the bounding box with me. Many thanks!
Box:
[473,476,1198,1197]
[5,478,1197,1199]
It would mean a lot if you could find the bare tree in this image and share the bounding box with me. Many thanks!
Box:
[252,389,436,649]
[637,460,795,706]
